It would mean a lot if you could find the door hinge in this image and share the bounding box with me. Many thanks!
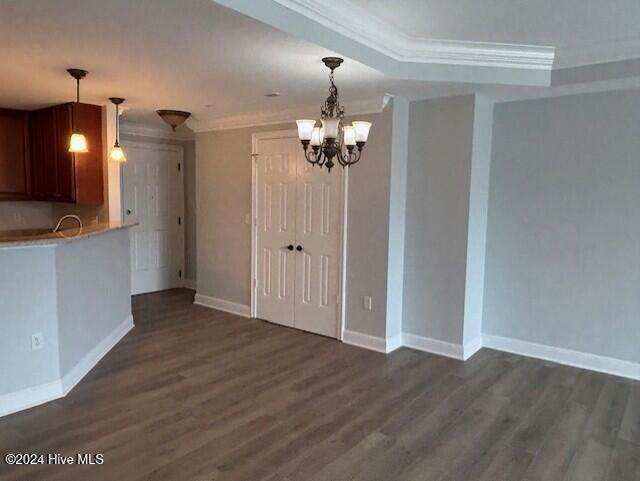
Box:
[178,269,182,278]
[253,278,257,289]
[178,216,182,225]
[177,162,181,172]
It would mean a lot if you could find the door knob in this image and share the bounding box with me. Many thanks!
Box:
[126,209,132,215]
[296,245,303,252]
[286,244,294,251]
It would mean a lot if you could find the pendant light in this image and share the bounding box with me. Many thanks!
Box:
[67,68,89,153]
[109,97,126,162]
[156,110,191,131]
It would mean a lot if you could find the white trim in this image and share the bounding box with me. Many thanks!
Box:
[183,278,197,290]
[190,98,384,133]
[0,315,134,418]
[483,334,640,381]
[0,381,63,418]
[120,121,195,141]
[343,330,400,354]
[386,334,403,353]
[273,0,554,70]
[250,129,349,340]
[463,336,483,361]
[60,315,134,394]
[194,293,251,318]
[402,332,465,360]
[338,166,349,341]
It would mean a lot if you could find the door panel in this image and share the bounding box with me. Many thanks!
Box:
[255,138,297,327]
[293,151,341,338]
[122,143,184,295]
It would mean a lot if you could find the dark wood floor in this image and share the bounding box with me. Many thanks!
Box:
[1,289,639,481]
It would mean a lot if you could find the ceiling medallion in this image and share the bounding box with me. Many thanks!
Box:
[296,57,371,172]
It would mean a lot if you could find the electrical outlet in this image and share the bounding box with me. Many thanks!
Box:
[363,296,372,311]
[31,332,44,351]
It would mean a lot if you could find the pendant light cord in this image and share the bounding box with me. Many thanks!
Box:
[76,78,80,103]
[115,104,119,142]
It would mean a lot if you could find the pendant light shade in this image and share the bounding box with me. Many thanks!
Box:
[67,68,89,153]
[69,133,88,153]
[109,97,126,163]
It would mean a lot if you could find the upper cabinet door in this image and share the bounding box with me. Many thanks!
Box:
[28,103,104,204]
[0,109,30,200]
[54,105,76,202]
[31,108,60,200]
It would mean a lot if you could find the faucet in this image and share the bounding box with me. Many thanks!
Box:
[53,215,83,233]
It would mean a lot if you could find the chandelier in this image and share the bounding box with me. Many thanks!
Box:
[296,57,372,172]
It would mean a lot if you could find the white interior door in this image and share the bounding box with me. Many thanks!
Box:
[121,142,184,295]
[255,137,297,327]
[293,149,342,337]
[254,133,342,338]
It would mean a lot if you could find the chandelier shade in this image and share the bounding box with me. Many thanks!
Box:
[296,57,372,171]
[296,119,315,141]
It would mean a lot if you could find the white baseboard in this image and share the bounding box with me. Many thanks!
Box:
[483,334,640,381]
[0,314,134,418]
[61,315,134,394]
[386,334,403,353]
[402,332,465,360]
[194,293,251,318]
[183,278,197,290]
[0,381,63,418]
[463,335,483,361]
[343,329,400,354]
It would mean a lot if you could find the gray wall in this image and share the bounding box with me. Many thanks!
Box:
[0,246,60,395]
[56,228,132,375]
[484,89,640,363]
[345,110,392,338]
[195,110,392,338]
[402,95,475,344]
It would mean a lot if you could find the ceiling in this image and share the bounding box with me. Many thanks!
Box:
[0,0,402,128]
[0,0,638,131]
[352,0,640,67]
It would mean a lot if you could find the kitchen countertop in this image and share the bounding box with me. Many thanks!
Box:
[0,222,135,248]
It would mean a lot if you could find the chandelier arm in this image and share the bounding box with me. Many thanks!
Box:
[337,148,362,167]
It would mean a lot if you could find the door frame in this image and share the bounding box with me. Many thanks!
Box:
[250,129,349,340]
[120,140,186,291]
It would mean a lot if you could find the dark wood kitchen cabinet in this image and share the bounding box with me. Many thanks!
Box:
[0,108,31,200]
[30,102,103,204]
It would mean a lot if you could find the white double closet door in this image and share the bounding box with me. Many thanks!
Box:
[255,134,342,338]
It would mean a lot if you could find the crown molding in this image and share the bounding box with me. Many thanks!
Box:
[120,121,195,141]
[273,0,555,70]
[189,97,384,133]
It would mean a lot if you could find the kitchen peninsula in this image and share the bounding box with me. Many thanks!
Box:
[0,223,134,416]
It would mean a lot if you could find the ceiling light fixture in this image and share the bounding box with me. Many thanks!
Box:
[67,68,89,153]
[296,57,371,172]
[109,97,126,163]
[156,109,191,131]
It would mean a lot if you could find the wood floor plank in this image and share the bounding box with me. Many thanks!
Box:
[1,288,639,481]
